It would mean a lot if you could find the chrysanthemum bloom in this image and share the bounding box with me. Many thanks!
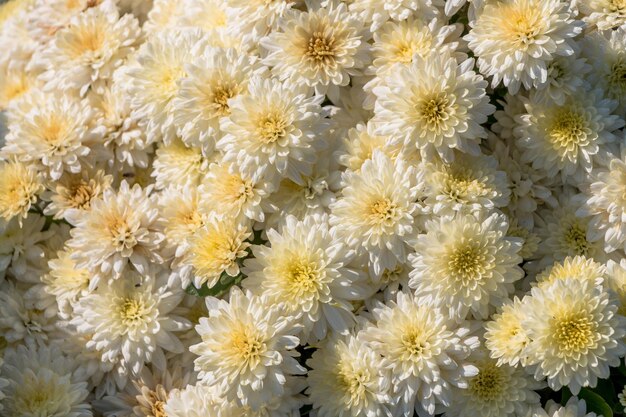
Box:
[422,152,510,217]
[244,214,371,342]
[372,52,494,162]
[529,53,591,106]
[538,397,599,417]
[582,26,626,115]
[163,383,222,417]
[33,249,91,319]
[190,287,306,409]
[576,146,626,253]
[535,193,608,267]
[2,91,96,180]
[42,169,112,221]
[200,161,273,224]
[151,139,208,190]
[443,352,543,417]
[409,212,524,321]
[514,91,623,185]
[523,278,626,394]
[218,76,328,186]
[506,220,540,260]
[71,271,191,381]
[228,0,297,33]
[0,214,52,283]
[184,215,251,290]
[348,0,443,32]
[66,181,165,281]
[261,1,368,101]
[306,334,392,417]
[32,0,141,97]
[535,255,606,291]
[330,151,426,277]
[579,0,626,30]
[606,259,626,316]
[126,29,205,145]
[0,159,42,223]
[0,343,92,417]
[485,296,532,367]
[361,292,480,416]
[173,45,263,154]
[337,121,399,172]
[0,64,36,110]
[465,0,582,93]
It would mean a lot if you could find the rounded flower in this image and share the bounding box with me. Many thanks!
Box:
[217,76,329,185]
[523,278,626,394]
[190,287,306,409]
[373,52,494,162]
[0,159,42,223]
[330,151,426,277]
[244,214,371,342]
[0,342,92,417]
[485,296,532,367]
[306,334,392,417]
[152,139,208,190]
[361,292,480,416]
[409,211,524,321]
[465,0,582,93]
[260,1,368,101]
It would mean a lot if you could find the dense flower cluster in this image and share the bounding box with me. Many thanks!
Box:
[1,0,626,416]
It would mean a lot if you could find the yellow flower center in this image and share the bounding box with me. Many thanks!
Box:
[610,0,626,12]
[107,215,136,251]
[418,93,450,130]
[369,198,397,224]
[213,84,236,116]
[549,109,588,153]
[284,258,320,296]
[257,113,287,144]
[554,313,594,353]
[118,298,146,325]
[441,167,489,202]
[470,364,506,401]
[448,242,486,282]
[563,222,590,255]
[401,328,426,359]
[152,400,166,417]
[307,32,336,64]
[230,327,265,366]
[336,360,368,399]
[67,180,96,210]
[608,57,626,92]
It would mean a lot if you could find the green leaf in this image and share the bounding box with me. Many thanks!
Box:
[578,387,614,417]
[185,272,244,298]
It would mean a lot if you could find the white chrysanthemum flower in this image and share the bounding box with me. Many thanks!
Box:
[0,214,51,283]
[0,158,42,223]
[66,181,165,281]
[42,169,112,221]
[183,215,251,290]
[536,397,599,417]
[90,79,151,170]
[348,0,443,32]
[465,0,582,93]
[200,161,273,224]
[0,280,61,346]
[423,152,510,217]
[507,220,540,260]
[578,0,626,29]
[410,212,524,321]
[0,343,92,417]
[373,52,494,162]
[337,121,398,172]
[306,334,392,417]
[190,287,305,409]
[163,383,221,417]
[173,45,262,154]
[32,0,141,96]
[576,147,626,253]
[330,151,425,277]
[228,0,297,33]
[606,259,626,317]
[263,153,339,229]
[535,255,606,291]
[485,296,532,367]
[535,192,608,266]
[244,214,370,342]
[152,139,208,190]
[71,270,191,380]
[2,91,96,180]
[361,292,480,416]
[0,63,36,110]
[582,26,626,115]
[523,278,626,394]
[158,186,206,257]
[529,53,591,105]
[443,351,543,417]
[218,76,328,185]
[514,91,623,185]
[261,2,368,101]
[126,29,205,145]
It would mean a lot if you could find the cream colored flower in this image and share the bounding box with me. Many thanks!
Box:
[152,139,208,190]
[0,159,42,223]
[42,169,112,220]
[535,255,606,290]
